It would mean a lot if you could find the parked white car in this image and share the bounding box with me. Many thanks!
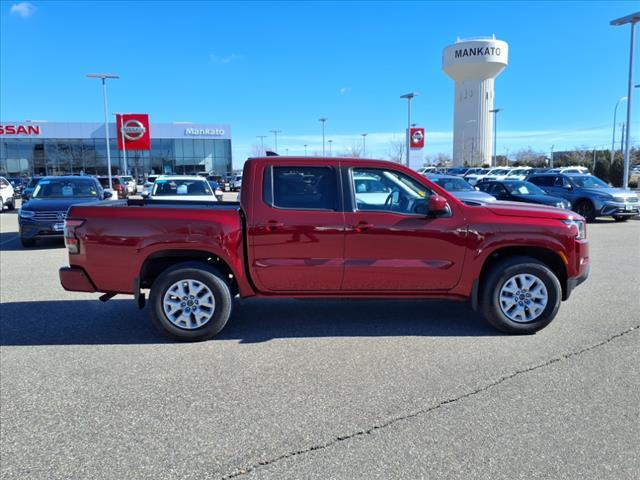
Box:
[144,176,219,202]
[142,175,159,196]
[502,167,533,181]
[465,167,507,186]
[121,175,137,195]
[548,166,590,175]
[0,176,16,211]
[230,175,242,192]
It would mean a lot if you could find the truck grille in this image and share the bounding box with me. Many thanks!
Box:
[614,196,638,203]
[32,211,67,222]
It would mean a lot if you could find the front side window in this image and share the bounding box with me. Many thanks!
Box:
[266,166,338,210]
[352,168,429,214]
[529,176,554,187]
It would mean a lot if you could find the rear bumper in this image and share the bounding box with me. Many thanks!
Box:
[59,266,97,292]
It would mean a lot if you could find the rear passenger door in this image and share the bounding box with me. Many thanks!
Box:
[248,163,345,292]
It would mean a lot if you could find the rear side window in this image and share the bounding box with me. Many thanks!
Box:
[529,176,554,187]
[264,166,338,210]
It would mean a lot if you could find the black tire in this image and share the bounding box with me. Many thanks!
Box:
[613,216,629,222]
[148,261,232,341]
[6,198,15,211]
[20,237,36,247]
[574,200,596,222]
[481,256,562,334]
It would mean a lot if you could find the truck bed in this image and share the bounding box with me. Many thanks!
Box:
[66,199,246,295]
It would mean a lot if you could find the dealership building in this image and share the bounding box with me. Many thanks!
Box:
[0,121,232,178]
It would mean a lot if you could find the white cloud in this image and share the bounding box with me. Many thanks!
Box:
[209,53,240,64]
[10,2,36,17]
[339,87,351,95]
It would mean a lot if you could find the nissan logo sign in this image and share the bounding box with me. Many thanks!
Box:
[122,119,146,141]
[411,130,424,144]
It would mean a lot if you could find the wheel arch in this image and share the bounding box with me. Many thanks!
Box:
[475,246,569,305]
[139,249,239,297]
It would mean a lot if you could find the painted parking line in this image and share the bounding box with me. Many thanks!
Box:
[0,235,19,246]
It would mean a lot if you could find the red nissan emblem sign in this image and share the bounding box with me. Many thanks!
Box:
[116,114,151,150]
[410,127,425,149]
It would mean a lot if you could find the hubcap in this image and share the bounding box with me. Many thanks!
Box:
[162,279,215,330]
[498,273,548,323]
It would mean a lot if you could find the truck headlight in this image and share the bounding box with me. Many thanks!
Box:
[19,209,35,218]
[562,219,586,240]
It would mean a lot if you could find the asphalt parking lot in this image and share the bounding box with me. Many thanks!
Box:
[1,200,639,480]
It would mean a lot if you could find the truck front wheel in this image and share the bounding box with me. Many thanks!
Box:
[481,257,562,334]
[149,262,232,341]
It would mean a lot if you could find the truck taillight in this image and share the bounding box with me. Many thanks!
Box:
[64,219,85,254]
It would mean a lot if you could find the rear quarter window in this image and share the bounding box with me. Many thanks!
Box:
[263,166,338,210]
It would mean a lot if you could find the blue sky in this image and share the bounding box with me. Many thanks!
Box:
[1,0,638,167]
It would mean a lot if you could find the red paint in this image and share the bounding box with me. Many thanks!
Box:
[116,114,151,150]
[0,124,40,135]
[59,157,590,306]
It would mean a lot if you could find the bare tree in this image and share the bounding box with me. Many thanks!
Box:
[513,147,547,167]
[250,144,267,157]
[338,140,363,158]
[425,152,452,166]
[387,139,404,163]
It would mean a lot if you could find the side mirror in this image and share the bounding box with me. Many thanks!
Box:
[475,186,480,191]
[563,184,572,190]
[140,191,150,198]
[103,191,113,200]
[427,194,449,216]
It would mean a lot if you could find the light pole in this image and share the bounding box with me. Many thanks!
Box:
[611,12,639,189]
[550,145,555,168]
[490,108,501,167]
[328,139,333,156]
[304,144,308,156]
[361,133,367,157]
[87,73,119,190]
[270,130,281,153]
[257,135,267,155]
[114,113,128,176]
[319,118,327,156]
[400,92,418,166]
[611,97,627,165]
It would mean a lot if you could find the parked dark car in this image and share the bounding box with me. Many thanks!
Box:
[427,174,495,204]
[7,177,28,197]
[527,173,640,222]
[22,176,43,201]
[19,176,110,247]
[478,180,571,209]
[97,176,128,199]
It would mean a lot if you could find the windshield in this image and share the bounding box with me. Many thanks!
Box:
[152,178,214,196]
[430,177,474,192]
[508,169,528,175]
[490,169,510,175]
[32,179,99,199]
[121,176,133,182]
[503,181,545,196]
[27,177,42,188]
[570,175,608,188]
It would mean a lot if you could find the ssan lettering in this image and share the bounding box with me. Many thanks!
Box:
[0,125,41,135]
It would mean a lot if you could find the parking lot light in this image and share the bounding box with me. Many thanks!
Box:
[87,73,119,190]
[610,12,639,189]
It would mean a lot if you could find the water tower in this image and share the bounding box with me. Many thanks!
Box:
[442,36,508,166]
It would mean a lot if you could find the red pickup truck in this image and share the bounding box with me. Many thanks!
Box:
[59,157,590,341]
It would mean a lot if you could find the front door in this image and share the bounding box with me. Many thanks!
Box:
[342,166,467,291]
[248,163,345,292]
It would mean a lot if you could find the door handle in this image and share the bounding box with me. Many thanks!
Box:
[354,221,373,232]
[266,220,284,231]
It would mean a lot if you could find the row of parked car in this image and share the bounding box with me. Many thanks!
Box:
[420,166,639,222]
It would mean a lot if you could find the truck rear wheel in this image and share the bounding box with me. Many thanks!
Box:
[149,261,232,341]
[481,256,561,334]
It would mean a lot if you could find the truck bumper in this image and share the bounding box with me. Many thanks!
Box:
[565,262,590,300]
[59,266,97,292]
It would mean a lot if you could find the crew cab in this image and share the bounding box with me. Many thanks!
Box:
[59,157,590,341]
